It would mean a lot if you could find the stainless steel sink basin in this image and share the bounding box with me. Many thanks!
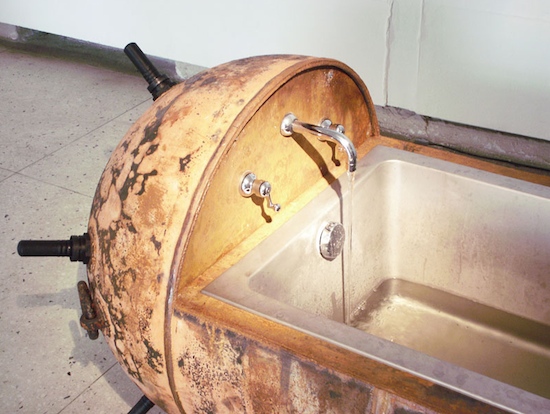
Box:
[204,146,550,413]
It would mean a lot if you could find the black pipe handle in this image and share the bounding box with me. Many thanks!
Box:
[124,42,176,100]
[128,395,155,414]
[17,234,90,264]
[18,239,71,257]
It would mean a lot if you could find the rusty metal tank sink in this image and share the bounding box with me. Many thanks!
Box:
[204,145,550,413]
[17,46,548,412]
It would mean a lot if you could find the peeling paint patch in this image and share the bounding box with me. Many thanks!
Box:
[179,154,192,172]
[143,338,164,374]
[146,143,159,156]
[119,166,159,201]
[210,129,222,142]
[150,235,162,255]
[326,69,334,84]
[200,76,218,87]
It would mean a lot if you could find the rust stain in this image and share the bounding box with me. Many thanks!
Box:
[173,312,379,413]
[87,88,183,405]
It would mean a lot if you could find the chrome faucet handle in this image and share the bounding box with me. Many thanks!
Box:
[240,172,281,212]
[320,118,333,129]
[320,119,345,135]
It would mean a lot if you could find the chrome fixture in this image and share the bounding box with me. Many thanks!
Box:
[319,222,346,260]
[240,172,281,212]
[280,113,357,173]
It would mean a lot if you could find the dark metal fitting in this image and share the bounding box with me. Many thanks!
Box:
[124,42,177,100]
[77,280,103,340]
[17,233,91,264]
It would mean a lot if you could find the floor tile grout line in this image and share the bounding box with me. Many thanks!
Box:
[13,97,150,177]
[56,361,120,414]
[1,101,152,237]
[0,169,17,184]
[8,170,96,200]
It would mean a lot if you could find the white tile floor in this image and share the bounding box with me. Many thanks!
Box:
[0,43,192,413]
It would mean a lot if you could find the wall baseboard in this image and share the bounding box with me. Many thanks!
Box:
[0,22,205,81]
[377,106,550,172]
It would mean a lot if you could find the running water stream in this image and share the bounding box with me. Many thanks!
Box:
[343,170,355,324]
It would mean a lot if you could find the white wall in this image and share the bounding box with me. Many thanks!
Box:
[2,0,549,141]
[388,0,550,141]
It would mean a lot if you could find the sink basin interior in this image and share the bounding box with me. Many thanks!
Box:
[204,146,550,411]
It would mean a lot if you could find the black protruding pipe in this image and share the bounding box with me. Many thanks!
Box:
[128,395,155,414]
[124,42,176,100]
[17,233,91,264]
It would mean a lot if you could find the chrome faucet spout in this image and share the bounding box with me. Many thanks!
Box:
[280,113,357,173]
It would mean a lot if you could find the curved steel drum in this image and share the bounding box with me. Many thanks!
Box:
[87,55,377,412]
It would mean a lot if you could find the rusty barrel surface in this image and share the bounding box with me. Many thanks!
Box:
[87,55,378,413]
